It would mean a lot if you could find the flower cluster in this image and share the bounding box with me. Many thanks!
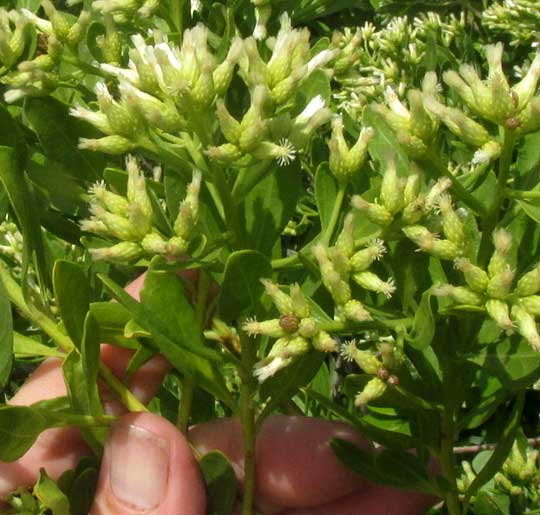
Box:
[80,156,202,262]
[243,280,337,382]
[434,229,540,350]
[0,8,27,70]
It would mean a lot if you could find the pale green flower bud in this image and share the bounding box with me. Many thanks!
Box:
[253,3,271,40]
[495,473,522,496]
[424,177,452,212]
[213,37,243,96]
[423,96,490,147]
[90,241,142,262]
[351,196,393,226]
[70,105,112,135]
[205,143,242,163]
[488,228,512,277]
[381,154,404,215]
[311,331,337,352]
[290,283,310,319]
[438,194,465,246]
[141,232,168,254]
[341,339,382,374]
[42,0,71,42]
[408,89,437,142]
[126,203,152,239]
[93,0,140,15]
[512,53,540,112]
[253,336,309,382]
[89,181,129,216]
[216,100,241,144]
[402,225,436,251]
[240,37,266,87]
[138,0,160,18]
[0,30,15,68]
[343,299,372,323]
[430,239,462,260]
[261,279,292,315]
[20,8,53,35]
[432,284,483,305]
[313,244,351,305]
[516,265,540,297]
[119,81,183,133]
[95,82,140,138]
[165,236,189,257]
[353,271,396,299]
[396,132,428,160]
[78,135,136,155]
[511,304,540,351]
[486,299,514,330]
[454,258,489,292]
[487,267,515,299]
[345,127,373,175]
[205,318,241,353]
[129,35,160,95]
[98,14,122,65]
[370,103,409,134]
[402,197,425,226]
[241,85,267,130]
[330,247,350,278]
[354,377,387,407]
[239,118,268,152]
[516,96,540,136]
[80,218,109,237]
[350,239,386,272]
[335,214,355,259]
[485,44,514,122]
[243,318,285,338]
[443,70,476,109]
[384,86,410,122]
[329,117,350,183]
[459,64,493,117]
[271,75,300,105]
[503,440,538,482]
[67,10,91,47]
[126,155,153,221]
[472,140,501,166]
[191,63,215,107]
[298,318,319,338]
[518,296,540,317]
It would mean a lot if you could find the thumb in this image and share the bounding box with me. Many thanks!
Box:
[91,412,206,515]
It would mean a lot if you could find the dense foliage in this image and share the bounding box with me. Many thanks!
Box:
[1,0,540,513]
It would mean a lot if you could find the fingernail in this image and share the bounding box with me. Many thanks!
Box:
[109,424,169,510]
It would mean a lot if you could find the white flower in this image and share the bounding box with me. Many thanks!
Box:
[253,356,291,382]
[275,139,297,166]
[340,339,358,362]
[3,89,26,104]
[100,63,140,86]
[295,95,326,126]
[306,49,336,75]
[190,0,202,15]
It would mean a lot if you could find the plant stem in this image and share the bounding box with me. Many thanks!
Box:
[0,261,147,413]
[321,185,346,246]
[239,330,258,515]
[440,411,462,515]
[177,271,211,433]
[505,188,540,199]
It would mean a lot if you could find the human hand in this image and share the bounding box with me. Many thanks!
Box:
[0,275,436,515]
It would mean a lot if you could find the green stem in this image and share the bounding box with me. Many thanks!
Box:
[440,411,461,515]
[177,271,211,433]
[505,188,540,199]
[0,261,147,413]
[239,330,258,515]
[271,253,301,270]
[321,186,346,246]
[422,153,488,218]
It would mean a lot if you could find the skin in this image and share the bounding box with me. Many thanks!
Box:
[0,275,437,515]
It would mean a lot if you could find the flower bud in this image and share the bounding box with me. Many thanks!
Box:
[353,271,396,299]
[487,267,515,299]
[511,304,540,351]
[454,258,489,292]
[380,154,404,215]
[42,0,71,42]
[488,228,512,277]
[443,70,476,109]
[205,143,242,163]
[253,337,306,382]
[408,89,437,142]
[289,283,310,319]
[213,37,243,96]
[216,100,241,144]
[191,63,215,107]
[402,225,436,251]
[351,196,393,226]
[341,339,382,374]
[330,247,350,278]
[335,214,355,259]
[67,10,91,47]
[401,198,425,225]
[518,296,540,317]
[486,299,514,330]
[138,0,160,18]
[343,299,372,322]
[261,279,292,315]
[89,181,129,216]
[252,139,297,167]
[424,177,452,212]
[79,135,136,154]
[98,14,122,65]
[239,118,268,152]
[80,218,109,237]
[291,95,332,148]
[403,168,421,206]
[350,239,386,272]
[516,266,540,297]
[432,284,483,305]
[313,244,351,305]
[141,232,168,254]
[472,140,502,166]
[354,377,387,407]
[243,318,285,338]
[430,239,462,260]
[512,53,540,112]
[439,194,465,246]
[70,105,113,134]
[344,127,373,175]
[312,331,338,352]
[298,317,319,338]
[126,155,153,221]
[90,241,142,262]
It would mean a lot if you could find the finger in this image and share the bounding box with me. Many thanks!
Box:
[280,484,437,515]
[189,415,369,509]
[0,359,90,497]
[91,412,206,515]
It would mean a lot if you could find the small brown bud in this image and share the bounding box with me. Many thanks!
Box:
[506,117,520,130]
[510,90,519,108]
[377,368,390,380]
[279,315,300,334]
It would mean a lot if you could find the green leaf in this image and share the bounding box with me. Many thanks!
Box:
[516,198,540,223]
[24,97,104,182]
[465,392,525,499]
[53,260,90,349]
[516,131,540,176]
[331,438,438,495]
[14,331,64,358]
[0,145,49,296]
[314,162,338,231]
[406,289,435,350]
[199,451,238,515]
[474,491,510,515]
[0,276,13,387]
[219,250,272,321]
[99,273,235,409]
[89,301,137,349]
[0,405,48,461]
[34,468,70,515]
[244,160,302,255]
